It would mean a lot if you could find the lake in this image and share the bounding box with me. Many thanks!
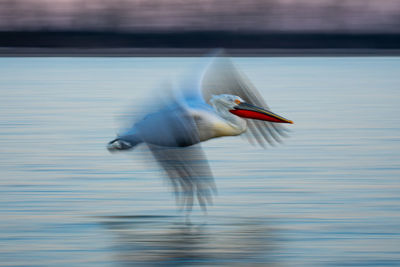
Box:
[0,57,399,266]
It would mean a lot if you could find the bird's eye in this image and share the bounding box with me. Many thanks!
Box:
[234,99,241,104]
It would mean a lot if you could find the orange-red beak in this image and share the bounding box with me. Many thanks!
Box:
[230,102,293,124]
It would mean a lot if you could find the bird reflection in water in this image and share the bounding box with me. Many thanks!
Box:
[102,216,277,266]
[107,51,292,211]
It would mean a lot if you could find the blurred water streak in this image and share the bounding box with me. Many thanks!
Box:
[0,57,400,266]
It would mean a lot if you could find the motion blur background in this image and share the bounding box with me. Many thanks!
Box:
[1,0,399,32]
[1,1,400,266]
[1,0,400,51]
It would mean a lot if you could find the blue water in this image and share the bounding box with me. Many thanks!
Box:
[0,57,399,266]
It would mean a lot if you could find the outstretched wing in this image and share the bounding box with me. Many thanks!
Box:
[148,143,217,212]
[202,53,289,147]
[175,50,221,108]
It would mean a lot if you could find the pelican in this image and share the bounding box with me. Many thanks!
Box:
[107,52,293,211]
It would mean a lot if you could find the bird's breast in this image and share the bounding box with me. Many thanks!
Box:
[190,109,244,142]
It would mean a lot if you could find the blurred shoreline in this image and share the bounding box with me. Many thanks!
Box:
[2,47,400,57]
[1,31,400,57]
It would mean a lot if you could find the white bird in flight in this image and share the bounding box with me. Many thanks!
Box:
[107,52,293,211]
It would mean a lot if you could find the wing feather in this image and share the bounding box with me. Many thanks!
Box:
[148,144,216,212]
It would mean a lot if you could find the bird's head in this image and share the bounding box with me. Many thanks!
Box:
[210,94,293,124]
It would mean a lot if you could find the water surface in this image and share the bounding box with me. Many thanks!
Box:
[0,57,399,266]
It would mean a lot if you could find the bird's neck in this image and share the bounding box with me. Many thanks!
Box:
[212,103,246,136]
